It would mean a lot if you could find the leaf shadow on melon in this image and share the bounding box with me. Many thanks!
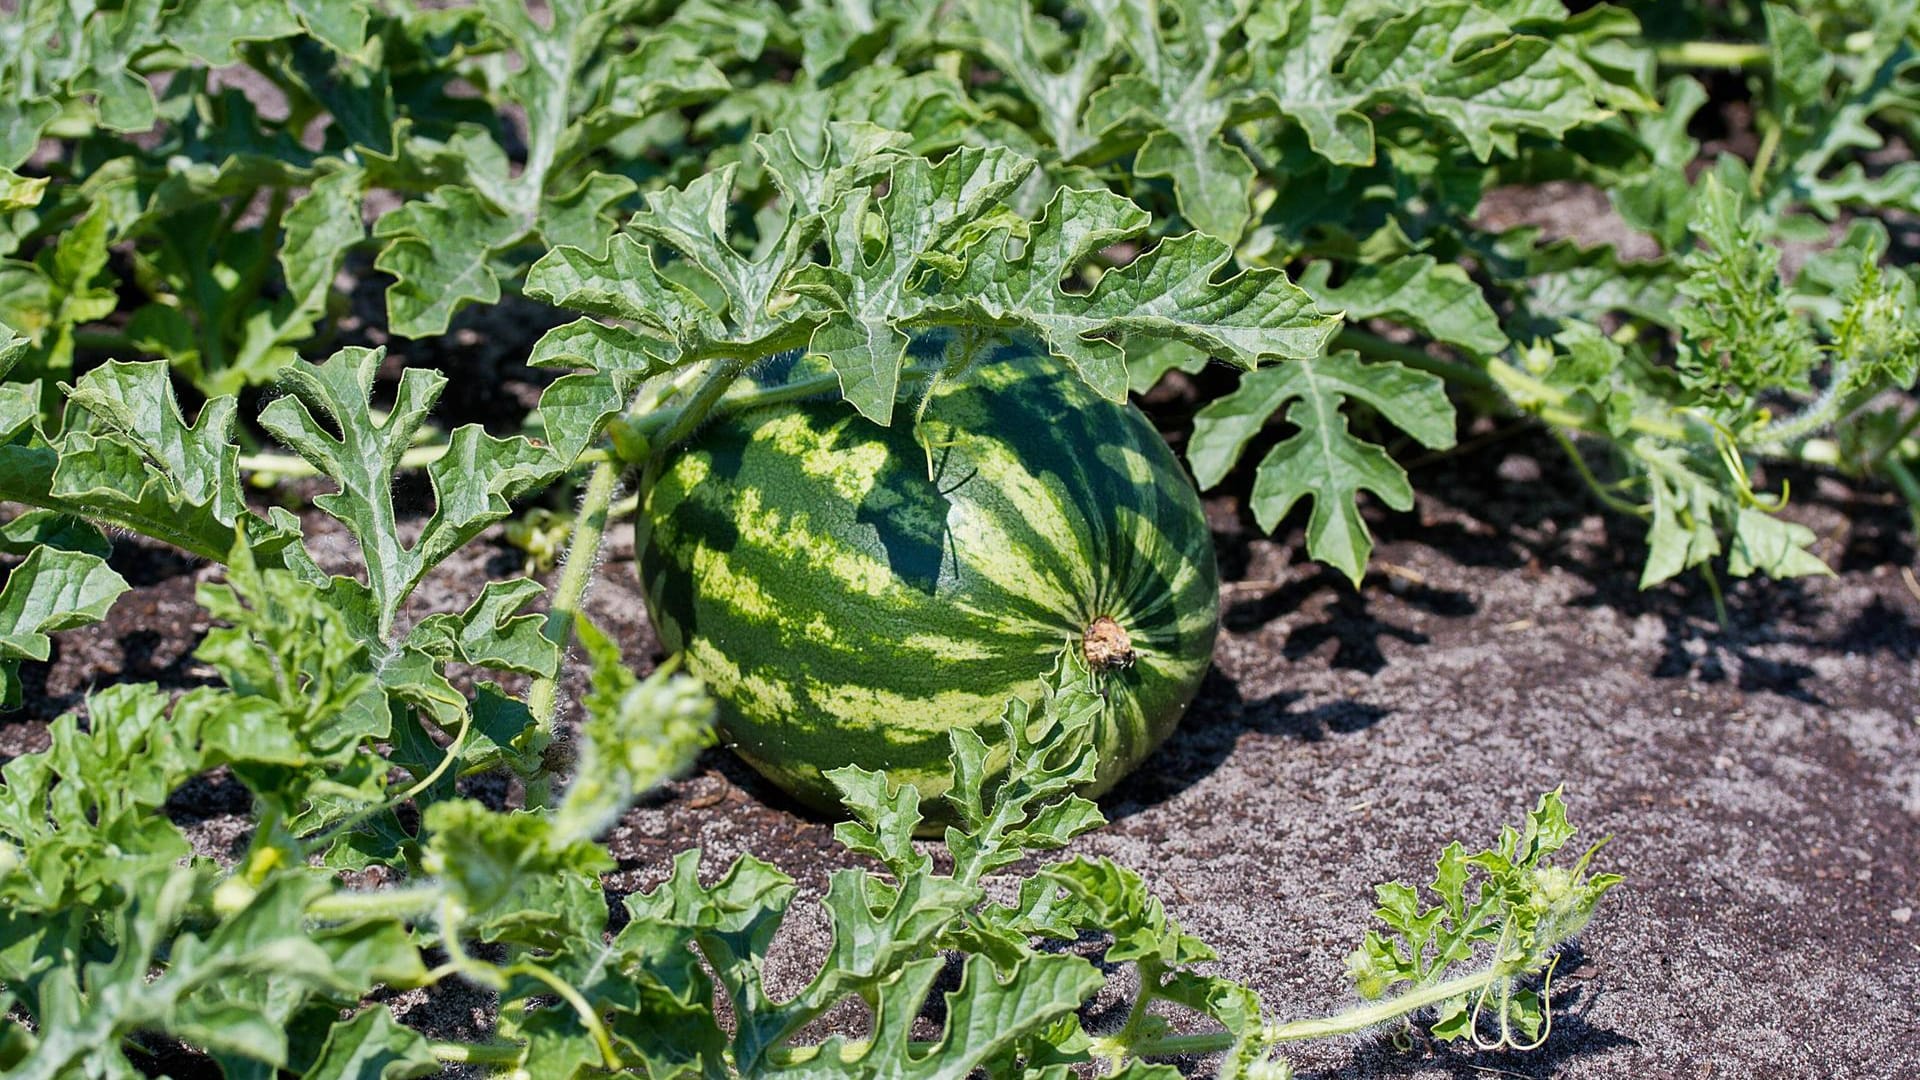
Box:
[851,436,969,596]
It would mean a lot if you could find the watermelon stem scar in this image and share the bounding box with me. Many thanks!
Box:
[1083,616,1136,671]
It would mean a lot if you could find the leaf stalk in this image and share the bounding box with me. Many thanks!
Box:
[429,1041,526,1066]
[1654,41,1769,70]
[1334,326,1497,394]
[304,884,442,923]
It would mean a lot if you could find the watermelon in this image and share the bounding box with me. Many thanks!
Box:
[635,348,1220,816]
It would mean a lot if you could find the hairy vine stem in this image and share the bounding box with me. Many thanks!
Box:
[237,443,615,480]
[1335,326,1497,394]
[523,458,621,809]
[1887,458,1920,536]
[650,359,759,455]
[507,961,624,1069]
[521,358,755,807]
[1748,355,1865,452]
[1124,963,1536,1058]
[1549,429,1650,518]
[302,710,473,850]
[749,959,1561,1072]
[237,443,451,479]
[1653,32,1874,72]
[618,364,938,459]
[1483,356,1695,444]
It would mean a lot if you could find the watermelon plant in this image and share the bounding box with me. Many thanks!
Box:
[0,0,1913,1074]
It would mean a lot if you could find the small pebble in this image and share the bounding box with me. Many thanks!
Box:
[1497,454,1542,484]
[1893,906,1913,925]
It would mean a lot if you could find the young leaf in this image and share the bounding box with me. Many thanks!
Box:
[372,186,523,339]
[369,4,730,337]
[419,799,614,929]
[257,346,591,636]
[526,125,906,372]
[961,0,1121,161]
[1189,351,1457,583]
[1299,257,1507,357]
[299,1009,438,1080]
[1044,856,1216,969]
[406,578,560,680]
[944,648,1106,882]
[1673,177,1818,411]
[190,543,392,830]
[1346,789,1621,1046]
[790,953,1104,1080]
[1252,2,1617,167]
[60,360,248,524]
[0,546,127,709]
[942,188,1339,399]
[551,617,716,843]
[1079,0,1262,244]
[827,764,934,880]
[282,166,367,315]
[0,685,199,915]
[0,362,306,566]
[10,870,425,1080]
[1634,440,1831,588]
[0,169,46,213]
[0,203,116,386]
[791,145,1034,421]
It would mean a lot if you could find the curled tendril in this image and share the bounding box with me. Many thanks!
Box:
[1467,952,1562,1052]
[1709,418,1791,511]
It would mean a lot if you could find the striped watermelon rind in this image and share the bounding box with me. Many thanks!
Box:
[636,346,1220,816]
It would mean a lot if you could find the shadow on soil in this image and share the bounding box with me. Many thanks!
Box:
[1193,409,1916,707]
[1313,1012,1636,1080]
[1107,418,1920,822]
[1102,668,1393,821]
[1221,563,1477,675]
[8,624,219,732]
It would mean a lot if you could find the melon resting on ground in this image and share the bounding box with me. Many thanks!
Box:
[635,346,1221,818]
